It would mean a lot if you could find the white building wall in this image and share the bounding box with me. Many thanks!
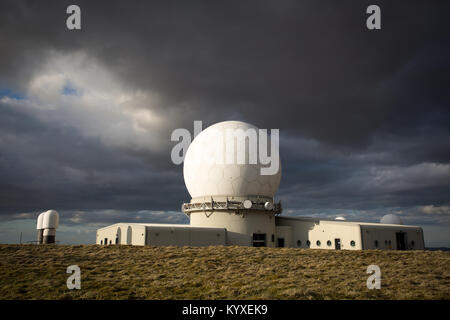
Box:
[276,217,363,250]
[275,226,293,247]
[97,223,226,246]
[360,225,425,250]
[96,218,425,250]
[97,225,116,245]
[190,211,276,247]
[97,223,146,246]
[145,225,226,246]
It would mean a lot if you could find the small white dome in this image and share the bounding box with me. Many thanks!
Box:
[42,210,59,229]
[36,212,45,229]
[380,214,403,225]
[335,216,347,221]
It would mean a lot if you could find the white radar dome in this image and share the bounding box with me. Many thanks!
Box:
[42,210,59,229]
[183,121,282,198]
[380,214,403,225]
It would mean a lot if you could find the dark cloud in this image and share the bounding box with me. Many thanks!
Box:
[0,0,449,241]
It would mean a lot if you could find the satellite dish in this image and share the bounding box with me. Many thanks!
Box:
[243,200,253,209]
[264,202,273,210]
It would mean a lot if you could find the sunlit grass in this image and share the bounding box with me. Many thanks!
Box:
[0,244,448,300]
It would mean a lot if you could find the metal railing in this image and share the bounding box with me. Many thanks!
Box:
[182,197,282,215]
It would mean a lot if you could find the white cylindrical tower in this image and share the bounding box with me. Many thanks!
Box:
[182,121,282,247]
[36,212,45,244]
[42,210,59,244]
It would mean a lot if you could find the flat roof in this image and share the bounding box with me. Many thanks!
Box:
[97,222,226,231]
[276,216,421,228]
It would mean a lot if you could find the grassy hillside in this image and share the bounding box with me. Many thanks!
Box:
[0,244,448,300]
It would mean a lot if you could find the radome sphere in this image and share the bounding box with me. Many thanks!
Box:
[380,214,403,225]
[183,121,281,199]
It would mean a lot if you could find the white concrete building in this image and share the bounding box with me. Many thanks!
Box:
[97,223,226,246]
[275,216,425,250]
[96,121,425,250]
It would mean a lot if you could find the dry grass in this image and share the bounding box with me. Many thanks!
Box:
[0,244,449,300]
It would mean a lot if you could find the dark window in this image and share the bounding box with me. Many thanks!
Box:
[327,240,332,246]
[350,240,356,247]
[271,234,275,242]
[297,240,301,247]
[316,240,321,246]
[104,238,107,245]
[252,233,266,247]
[374,240,379,248]
[100,240,103,245]
[109,240,112,245]
[277,238,285,247]
[306,240,311,247]
[335,238,341,250]
[411,240,415,247]
[115,237,119,244]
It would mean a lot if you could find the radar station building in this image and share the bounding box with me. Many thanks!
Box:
[96,121,425,250]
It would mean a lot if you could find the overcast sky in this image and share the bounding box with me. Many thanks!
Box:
[0,1,449,246]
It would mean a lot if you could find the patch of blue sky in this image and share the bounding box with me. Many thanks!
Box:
[62,82,81,96]
[0,219,96,245]
[0,87,25,100]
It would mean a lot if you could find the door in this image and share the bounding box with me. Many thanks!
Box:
[252,233,266,247]
[335,238,341,250]
[396,232,407,250]
[277,238,285,247]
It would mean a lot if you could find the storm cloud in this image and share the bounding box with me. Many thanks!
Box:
[0,0,449,245]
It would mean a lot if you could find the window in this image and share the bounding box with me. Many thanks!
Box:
[297,240,301,247]
[252,233,266,247]
[350,240,356,247]
[100,240,103,245]
[335,238,341,250]
[271,234,275,242]
[374,240,379,248]
[109,240,112,245]
[327,240,332,247]
[316,240,321,246]
[411,240,415,247]
[306,240,311,247]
